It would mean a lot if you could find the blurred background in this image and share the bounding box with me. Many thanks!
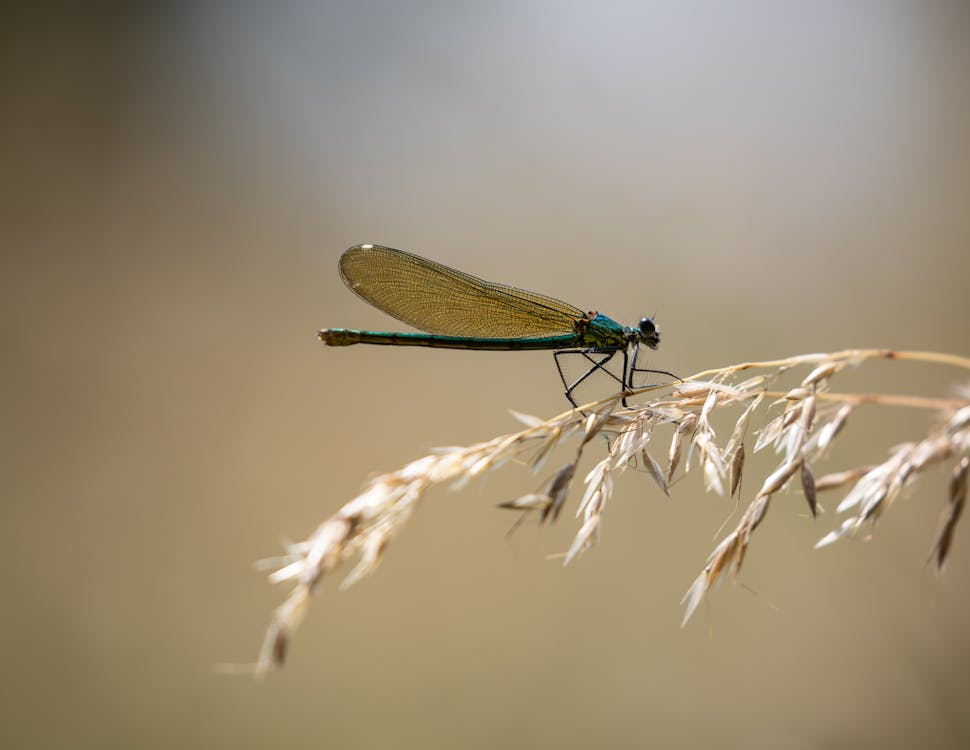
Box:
[3,1,970,747]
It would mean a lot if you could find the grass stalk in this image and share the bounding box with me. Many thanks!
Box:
[256,348,970,673]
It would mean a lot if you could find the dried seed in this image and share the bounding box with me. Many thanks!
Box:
[800,394,816,433]
[947,405,970,435]
[859,486,888,523]
[681,574,707,626]
[694,430,727,495]
[816,404,853,451]
[674,381,717,399]
[733,494,771,574]
[930,456,969,570]
[726,392,765,456]
[270,625,288,668]
[529,425,563,470]
[642,449,669,496]
[707,532,740,586]
[754,413,785,453]
[668,432,683,483]
[580,411,609,446]
[801,361,840,387]
[758,459,802,497]
[579,459,612,516]
[668,414,697,482]
[616,416,653,465]
[816,517,862,548]
[781,417,806,464]
[730,443,746,498]
[950,455,969,507]
[745,493,771,533]
[801,461,817,518]
[700,386,720,422]
[498,493,553,512]
[509,409,545,428]
[564,513,601,565]
[703,455,725,496]
[734,374,769,391]
[546,463,577,521]
[340,529,390,590]
[814,466,873,491]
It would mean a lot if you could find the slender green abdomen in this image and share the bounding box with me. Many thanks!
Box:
[319,328,582,351]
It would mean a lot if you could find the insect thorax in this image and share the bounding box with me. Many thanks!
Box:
[575,311,630,348]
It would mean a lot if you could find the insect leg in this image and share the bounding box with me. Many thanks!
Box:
[554,348,624,408]
[627,341,681,398]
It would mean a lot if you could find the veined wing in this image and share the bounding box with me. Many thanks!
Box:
[338,245,586,338]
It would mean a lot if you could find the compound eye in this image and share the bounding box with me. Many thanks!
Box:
[639,317,656,336]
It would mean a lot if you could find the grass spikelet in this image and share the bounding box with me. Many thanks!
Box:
[642,449,669,496]
[667,413,696,483]
[729,444,745,498]
[801,461,818,518]
[929,456,969,571]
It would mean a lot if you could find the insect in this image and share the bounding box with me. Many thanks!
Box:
[319,244,670,406]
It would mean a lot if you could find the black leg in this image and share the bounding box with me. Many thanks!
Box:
[554,347,624,408]
[626,342,681,404]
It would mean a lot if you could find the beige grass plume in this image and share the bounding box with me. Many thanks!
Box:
[256,348,970,673]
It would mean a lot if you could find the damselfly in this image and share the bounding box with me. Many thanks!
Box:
[319,244,671,406]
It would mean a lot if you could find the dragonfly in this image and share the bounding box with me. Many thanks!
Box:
[319,244,672,407]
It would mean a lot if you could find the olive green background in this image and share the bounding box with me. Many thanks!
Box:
[4,2,970,748]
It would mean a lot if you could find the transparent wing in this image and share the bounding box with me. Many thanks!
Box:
[338,245,586,337]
